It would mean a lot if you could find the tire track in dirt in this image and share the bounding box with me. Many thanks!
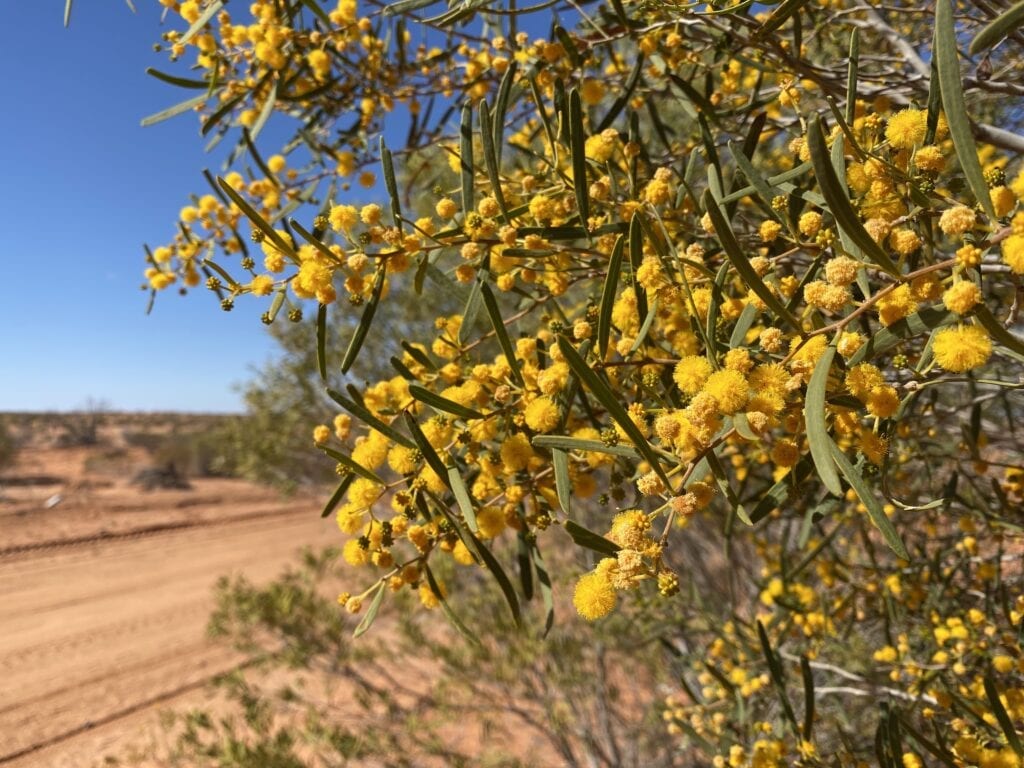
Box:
[0,500,334,767]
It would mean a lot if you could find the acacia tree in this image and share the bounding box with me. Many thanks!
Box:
[127,0,1024,763]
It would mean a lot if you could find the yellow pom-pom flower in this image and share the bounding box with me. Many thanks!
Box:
[885,108,927,149]
[933,325,992,372]
[703,369,749,414]
[673,355,713,395]
[573,567,617,620]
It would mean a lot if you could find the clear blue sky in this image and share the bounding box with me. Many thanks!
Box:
[0,3,283,412]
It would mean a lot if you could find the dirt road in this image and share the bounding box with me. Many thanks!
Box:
[0,495,334,767]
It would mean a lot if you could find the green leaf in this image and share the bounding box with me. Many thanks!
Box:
[975,305,1024,360]
[806,115,900,276]
[491,61,518,166]
[480,283,525,387]
[532,434,641,460]
[140,93,207,127]
[424,563,480,646]
[382,0,438,15]
[730,303,759,348]
[597,53,645,131]
[568,89,590,230]
[805,343,843,496]
[557,336,671,488]
[403,411,449,484]
[380,137,403,234]
[409,384,485,420]
[201,89,246,137]
[478,101,510,220]
[299,0,333,26]
[727,140,779,216]
[936,0,998,221]
[179,0,224,45]
[467,529,522,628]
[801,656,815,741]
[756,620,800,735]
[316,303,327,382]
[460,103,474,215]
[352,581,386,638]
[702,190,803,333]
[217,177,295,257]
[970,0,1024,55]
[565,520,621,557]
[447,466,479,532]
[750,456,815,523]
[706,451,752,526]
[597,234,625,359]
[64,0,73,26]
[530,541,555,636]
[145,67,211,89]
[753,0,810,40]
[552,448,571,516]
[848,306,955,365]
[830,443,909,559]
[340,265,386,374]
[983,673,1024,757]
[846,29,860,124]
[289,218,343,264]
[321,474,354,518]
[326,387,415,449]
[318,445,386,485]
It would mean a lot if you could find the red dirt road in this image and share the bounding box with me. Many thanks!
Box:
[0,478,334,767]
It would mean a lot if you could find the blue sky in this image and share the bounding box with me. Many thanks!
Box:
[0,3,282,412]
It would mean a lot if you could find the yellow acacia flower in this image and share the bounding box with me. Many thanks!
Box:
[885,108,927,149]
[524,396,560,433]
[703,369,749,415]
[673,355,713,395]
[933,325,992,372]
[942,281,982,315]
[573,566,617,620]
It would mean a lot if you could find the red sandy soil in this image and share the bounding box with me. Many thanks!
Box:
[0,419,334,767]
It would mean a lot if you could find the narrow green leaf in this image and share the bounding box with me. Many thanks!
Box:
[830,443,909,559]
[318,445,386,485]
[382,0,437,16]
[145,67,211,89]
[532,434,641,460]
[299,0,333,26]
[289,219,343,264]
[491,61,518,166]
[975,305,1024,359]
[707,451,752,526]
[597,53,645,131]
[598,234,625,359]
[480,283,525,387]
[557,336,671,488]
[315,304,328,382]
[517,535,533,602]
[801,656,815,740]
[468,529,522,627]
[848,306,955,365]
[403,412,449,484]
[380,137,403,234]
[750,456,815,523]
[64,0,73,26]
[846,29,860,124]
[984,673,1024,756]
[702,190,803,332]
[448,466,479,532]
[326,387,415,449]
[530,541,555,636]
[568,89,590,229]
[217,177,295,257]
[248,80,277,142]
[140,93,207,127]
[806,116,901,275]
[805,343,843,496]
[730,303,759,348]
[478,102,510,219]
[424,564,480,645]
[352,582,386,638]
[340,265,386,374]
[936,0,998,221]
[179,0,224,45]
[460,103,474,214]
[756,620,800,734]
[970,0,1024,55]
[321,474,354,518]
[753,0,810,40]
[565,520,621,557]
[728,141,779,216]
[552,448,571,516]
[201,89,245,136]
[409,384,485,420]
